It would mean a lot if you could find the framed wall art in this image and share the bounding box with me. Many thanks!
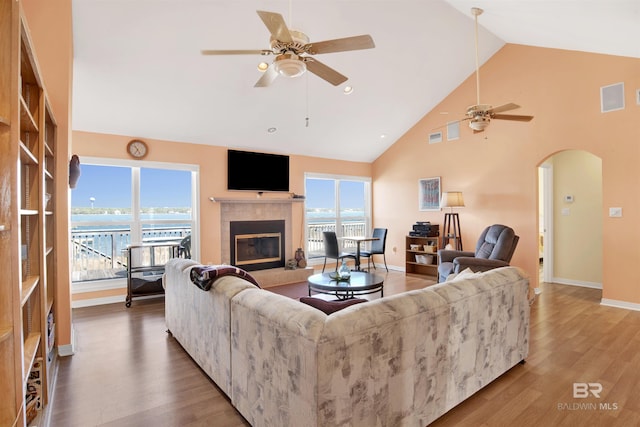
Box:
[418,177,441,211]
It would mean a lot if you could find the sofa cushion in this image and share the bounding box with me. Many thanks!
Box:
[299,296,367,315]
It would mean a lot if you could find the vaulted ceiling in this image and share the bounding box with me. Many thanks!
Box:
[72,0,639,162]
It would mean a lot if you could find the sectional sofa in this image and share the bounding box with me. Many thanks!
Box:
[164,258,530,426]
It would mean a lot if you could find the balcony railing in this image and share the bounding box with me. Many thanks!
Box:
[71,226,190,282]
[306,221,367,259]
[71,221,366,282]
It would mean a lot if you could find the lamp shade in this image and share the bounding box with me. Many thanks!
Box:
[440,191,465,208]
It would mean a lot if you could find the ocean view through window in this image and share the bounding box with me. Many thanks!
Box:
[71,160,198,283]
[305,174,371,260]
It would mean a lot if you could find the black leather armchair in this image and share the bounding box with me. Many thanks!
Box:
[437,224,519,282]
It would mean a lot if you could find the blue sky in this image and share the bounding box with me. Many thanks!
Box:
[71,165,192,208]
[306,179,365,210]
[72,164,365,210]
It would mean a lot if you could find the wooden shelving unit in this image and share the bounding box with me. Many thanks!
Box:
[405,235,440,278]
[0,1,58,425]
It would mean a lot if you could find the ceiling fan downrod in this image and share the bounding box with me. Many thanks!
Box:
[472,7,483,106]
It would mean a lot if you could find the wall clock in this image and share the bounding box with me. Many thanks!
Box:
[127,139,148,159]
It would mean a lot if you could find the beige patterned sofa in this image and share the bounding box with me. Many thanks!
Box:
[164,258,530,426]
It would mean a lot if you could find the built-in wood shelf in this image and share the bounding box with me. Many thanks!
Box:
[19,141,38,164]
[19,96,38,132]
[21,276,40,306]
[23,333,41,383]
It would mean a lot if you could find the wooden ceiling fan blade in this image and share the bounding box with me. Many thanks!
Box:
[489,103,520,114]
[201,49,272,56]
[254,66,279,88]
[492,114,534,122]
[306,35,375,55]
[257,10,292,43]
[305,59,348,86]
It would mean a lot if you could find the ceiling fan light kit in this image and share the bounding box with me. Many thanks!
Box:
[274,53,307,77]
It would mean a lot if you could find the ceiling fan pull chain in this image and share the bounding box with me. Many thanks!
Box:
[305,72,310,127]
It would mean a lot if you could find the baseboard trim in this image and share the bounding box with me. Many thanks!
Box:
[57,326,75,356]
[72,293,164,308]
[551,277,602,289]
[600,298,640,312]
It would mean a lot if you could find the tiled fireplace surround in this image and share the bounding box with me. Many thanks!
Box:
[218,198,312,287]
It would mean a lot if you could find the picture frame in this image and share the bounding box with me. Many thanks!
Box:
[418,177,441,211]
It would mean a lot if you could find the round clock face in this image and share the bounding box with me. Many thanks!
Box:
[127,140,148,159]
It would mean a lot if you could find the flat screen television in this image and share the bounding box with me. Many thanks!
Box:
[227,149,290,192]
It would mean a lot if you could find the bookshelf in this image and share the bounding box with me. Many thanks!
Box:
[0,1,58,425]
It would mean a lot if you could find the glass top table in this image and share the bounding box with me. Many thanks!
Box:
[307,271,385,300]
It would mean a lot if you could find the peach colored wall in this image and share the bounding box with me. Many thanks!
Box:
[22,0,73,347]
[552,150,602,284]
[71,131,372,300]
[373,44,640,303]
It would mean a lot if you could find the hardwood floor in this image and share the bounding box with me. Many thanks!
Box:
[49,271,640,426]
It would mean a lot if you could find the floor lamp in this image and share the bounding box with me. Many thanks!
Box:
[440,192,465,250]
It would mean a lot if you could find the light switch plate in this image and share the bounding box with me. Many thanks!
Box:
[609,207,623,218]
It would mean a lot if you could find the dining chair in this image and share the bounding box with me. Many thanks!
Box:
[322,231,357,273]
[360,228,388,272]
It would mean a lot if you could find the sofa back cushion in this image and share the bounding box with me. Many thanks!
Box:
[317,288,451,426]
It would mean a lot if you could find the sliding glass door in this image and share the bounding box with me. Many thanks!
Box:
[304,174,371,259]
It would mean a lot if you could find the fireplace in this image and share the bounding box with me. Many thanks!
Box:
[230,220,285,271]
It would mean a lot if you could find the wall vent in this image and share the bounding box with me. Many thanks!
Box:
[428,131,442,144]
[600,82,625,113]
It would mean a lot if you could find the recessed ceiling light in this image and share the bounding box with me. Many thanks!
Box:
[343,86,353,95]
[380,134,387,139]
[267,127,277,133]
[257,62,269,72]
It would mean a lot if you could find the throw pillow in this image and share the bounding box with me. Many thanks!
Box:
[299,297,367,315]
[447,267,477,282]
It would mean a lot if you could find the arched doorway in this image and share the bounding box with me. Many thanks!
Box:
[538,150,603,289]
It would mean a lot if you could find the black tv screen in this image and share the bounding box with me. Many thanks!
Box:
[227,149,290,192]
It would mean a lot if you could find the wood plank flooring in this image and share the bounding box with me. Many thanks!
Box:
[49,271,640,426]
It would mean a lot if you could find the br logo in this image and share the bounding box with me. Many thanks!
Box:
[573,383,603,398]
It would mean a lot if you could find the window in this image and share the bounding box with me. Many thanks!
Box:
[71,158,198,283]
[304,174,371,259]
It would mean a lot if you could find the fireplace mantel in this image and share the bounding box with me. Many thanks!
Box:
[211,197,305,204]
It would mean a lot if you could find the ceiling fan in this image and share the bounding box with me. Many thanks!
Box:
[201,10,375,87]
[445,7,533,132]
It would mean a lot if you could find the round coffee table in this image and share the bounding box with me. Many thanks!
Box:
[307,272,385,300]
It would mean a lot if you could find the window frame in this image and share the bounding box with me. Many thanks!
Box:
[304,173,372,261]
[70,157,199,293]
